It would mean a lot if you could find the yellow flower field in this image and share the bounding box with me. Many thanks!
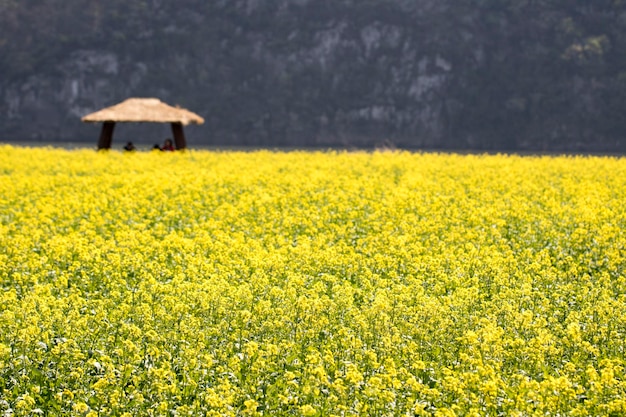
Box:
[1,145,625,416]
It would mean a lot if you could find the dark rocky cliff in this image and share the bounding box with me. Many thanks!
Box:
[2,1,626,151]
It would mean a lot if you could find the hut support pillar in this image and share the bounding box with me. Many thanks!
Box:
[171,122,187,150]
[97,122,116,150]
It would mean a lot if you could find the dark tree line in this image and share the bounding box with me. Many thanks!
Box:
[1,0,626,151]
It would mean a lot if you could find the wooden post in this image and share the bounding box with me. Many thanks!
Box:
[97,121,115,149]
[171,122,187,150]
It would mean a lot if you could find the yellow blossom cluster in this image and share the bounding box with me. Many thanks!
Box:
[1,145,626,416]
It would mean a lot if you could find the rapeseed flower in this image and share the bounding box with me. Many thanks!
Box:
[0,146,625,415]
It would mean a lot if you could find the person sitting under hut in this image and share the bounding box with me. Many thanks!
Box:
[161,138,175,151]
[123,141,136,151]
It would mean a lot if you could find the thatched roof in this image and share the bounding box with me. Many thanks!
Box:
[81,98,204,125]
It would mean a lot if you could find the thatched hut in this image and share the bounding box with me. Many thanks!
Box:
[81,98,204,150]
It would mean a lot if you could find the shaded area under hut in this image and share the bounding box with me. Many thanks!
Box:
[81,98,204,150]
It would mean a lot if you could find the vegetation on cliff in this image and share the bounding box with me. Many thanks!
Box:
[1,1,625,151]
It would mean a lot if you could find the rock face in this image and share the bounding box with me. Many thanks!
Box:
[1,0,625,151]
[4,51,124,140]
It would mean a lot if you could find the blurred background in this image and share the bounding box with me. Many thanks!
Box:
[1,0,626,152]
